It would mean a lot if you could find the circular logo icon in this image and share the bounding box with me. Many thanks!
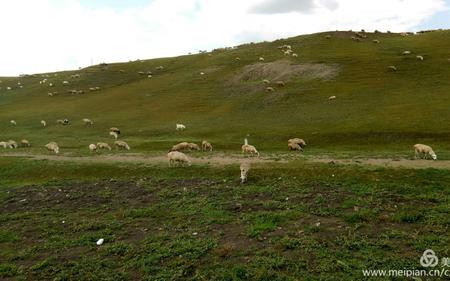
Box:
[420,249,439,267]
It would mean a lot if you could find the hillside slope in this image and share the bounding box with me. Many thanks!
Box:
[1,30,450,153]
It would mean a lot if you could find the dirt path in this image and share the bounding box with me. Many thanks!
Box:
[0,152,282,166]
[311,157,450,170]
[2,152,450,170]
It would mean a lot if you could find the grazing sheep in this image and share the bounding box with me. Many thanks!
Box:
[414,144,437,160]
[62,80,69,85]
[373,39,380,43]
[329,95,336,100]
[88,144,98,152]
[45,142,59,154]
[8,140,18,149]
[199,72,205,75]
[402,51,411,55]
[288,142,302,151]
[240,162,251,183]
[21,139,31,147]
[187,143,200,151]
[276,81,286,87]
[156,66,164,70]
[0,141,8,148]
[170,142,191,152]
[202,140,213,151]
[266,87,275,92]
[109,131,119,140]
[262,79,271,84]
[114,140,130,150]
[167,151,191,167]
[241,139,259,157]
[288,138,307,148]
[41,120,46,127]
[235,57,241,61]
[388,66,397,71]
[259,57,265,61]
[56,119,69,125]
[110,127,121,134]
[10,120,17,125]
[176,124,186,131]
[83,118,94,125]
[292,53,298,57]
[97,142,112,151]
[416,55,424,61]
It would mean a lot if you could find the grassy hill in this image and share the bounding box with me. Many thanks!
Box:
[1,30,450,155]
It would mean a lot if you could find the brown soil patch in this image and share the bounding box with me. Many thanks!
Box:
[2,180,155,213]
[234,59,338,83]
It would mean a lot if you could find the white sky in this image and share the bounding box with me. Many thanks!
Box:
[0,0,448,76]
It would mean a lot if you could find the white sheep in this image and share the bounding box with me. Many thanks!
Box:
[288,138,307,148]
[262,79,271,84]
[259,57,265,61]
[10,120,17,125]
[388,66,397,71]
[114,140,130,150]
[21,139,31,147]
[0,141,8,148]
[63,81,70,85]
[41,120,47,127]
[109,131,118,139]
[416,55,424,61]
[266,87,275,92]
[88,144,98,152]
[373,39,380,43]
[45,142,59,154]
[329,95,336,100]
[292,53,298,57]
[83,118,94,125]
[170,142,190,152]
[414,144,437,160]
[240,162,251,183]
[8,140,18,149]
[241,138,259,156]
[97,142,112,151]
[57,119,69,125]
[167,151,191,167]
[402,51,411,55]
[202,140,213,151]
[176,124,186,131]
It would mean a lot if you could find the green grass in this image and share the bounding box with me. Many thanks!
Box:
[1,30,450,280]
[1,30,450,156]
[1,158,450,280]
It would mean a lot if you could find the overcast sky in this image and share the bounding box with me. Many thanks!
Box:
[0,0,449,76]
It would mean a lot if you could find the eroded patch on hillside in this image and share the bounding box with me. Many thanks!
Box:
[233,59,338,83]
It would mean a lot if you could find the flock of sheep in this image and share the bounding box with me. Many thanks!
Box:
[1,30,445,183]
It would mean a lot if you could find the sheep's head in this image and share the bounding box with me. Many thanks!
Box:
[54,147,59,154]
[431,153,437,160]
